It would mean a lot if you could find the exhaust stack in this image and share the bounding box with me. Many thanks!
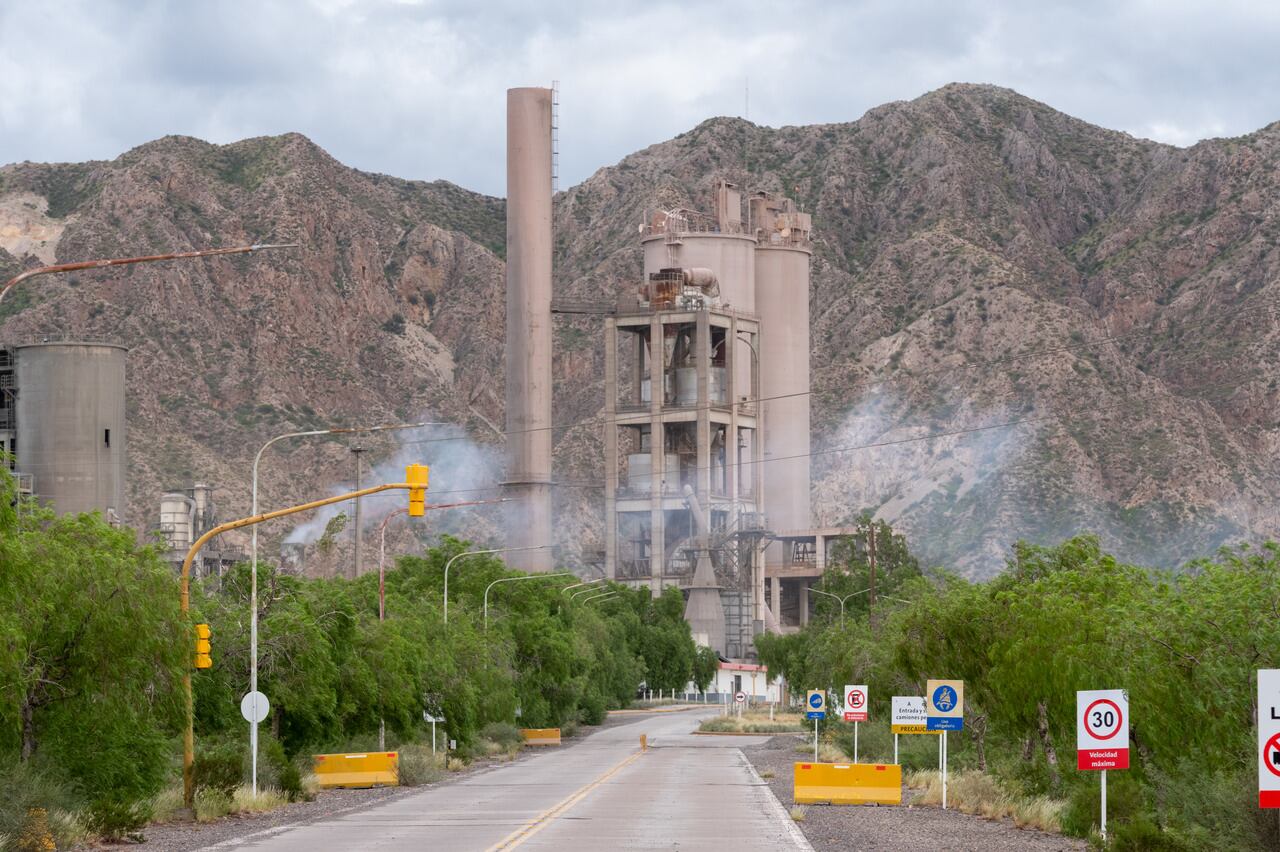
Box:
[503,87,555,572]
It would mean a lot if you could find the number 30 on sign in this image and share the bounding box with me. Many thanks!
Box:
[1076,689,1129,770]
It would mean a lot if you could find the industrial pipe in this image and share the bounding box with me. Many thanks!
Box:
[0,243,297,305]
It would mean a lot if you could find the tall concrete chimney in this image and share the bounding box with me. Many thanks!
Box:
[504,87,555,572]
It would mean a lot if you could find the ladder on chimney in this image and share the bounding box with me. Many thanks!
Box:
[551,80,560,192]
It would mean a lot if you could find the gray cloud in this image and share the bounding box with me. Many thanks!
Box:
[2,0,1278,195]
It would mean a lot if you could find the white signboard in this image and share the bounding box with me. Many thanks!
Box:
[734,691,747,704]
[240,691,270,724]
[1260,669,1280,808]
[1076,689,1129,770]
[891,696,939,734]
[843,684,868,722]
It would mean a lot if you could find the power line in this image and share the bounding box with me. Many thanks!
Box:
[402,296,1267,450]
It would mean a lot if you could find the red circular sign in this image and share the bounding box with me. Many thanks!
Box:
[848,689,865,708]
[1083,699,1123,740]
[1264,733,1280,778]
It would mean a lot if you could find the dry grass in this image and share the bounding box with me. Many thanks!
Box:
[191,785,291,823]
[700,711,806,734]
[760,769,775,779]
[792,740,848,763]
[148,786,185,823]
[789,805,808,822]
[446,756,467,772]
[905,769,1065,833]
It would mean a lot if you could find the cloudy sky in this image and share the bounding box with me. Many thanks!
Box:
[2,0,1278,196]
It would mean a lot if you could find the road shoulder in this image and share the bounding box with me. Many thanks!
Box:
[742,735,1084,852]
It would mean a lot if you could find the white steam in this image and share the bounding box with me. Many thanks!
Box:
[811,386,1035,571]
[282,418,503,546]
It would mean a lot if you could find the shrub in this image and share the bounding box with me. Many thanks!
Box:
[193,741,244,799]
[261,736,309,802]
[578,692,607,726]
[83,795,152,841]
[0,764,84,851]
[396,745,444,787]
[479,722,523,750]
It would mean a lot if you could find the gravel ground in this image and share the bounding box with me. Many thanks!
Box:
[743,735,1085,852]
[104,712,658,852]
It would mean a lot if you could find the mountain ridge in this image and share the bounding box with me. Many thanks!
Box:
[4,82,1279,576]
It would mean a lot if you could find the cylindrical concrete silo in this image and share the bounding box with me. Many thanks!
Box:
[503,86,555,572]
[642,233,756,312]
[15,342,127,520]
[755,244,811,532]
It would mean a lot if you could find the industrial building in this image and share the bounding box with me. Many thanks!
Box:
[500,85,855,659]
[155,482,245,580]
[0,342,127,521]
[602,185,848,655]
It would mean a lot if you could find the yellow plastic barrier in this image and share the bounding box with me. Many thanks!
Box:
[793,761,902,805]
[520,728,562,746]
[313,752,399,789]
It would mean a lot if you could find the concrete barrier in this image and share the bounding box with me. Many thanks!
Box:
[793,761,902,805]
[520,728,562,746]
[313,752,399,789]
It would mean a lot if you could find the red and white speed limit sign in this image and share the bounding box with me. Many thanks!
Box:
[1076,689,1129,770]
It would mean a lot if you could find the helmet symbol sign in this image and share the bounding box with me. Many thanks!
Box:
[809,692,823,709]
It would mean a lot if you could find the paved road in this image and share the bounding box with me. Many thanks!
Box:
[212,708,809,851]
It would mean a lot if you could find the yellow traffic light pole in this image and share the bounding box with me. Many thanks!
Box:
[180,466,428,808]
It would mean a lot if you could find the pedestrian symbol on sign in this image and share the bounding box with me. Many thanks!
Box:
[932,685,957,712]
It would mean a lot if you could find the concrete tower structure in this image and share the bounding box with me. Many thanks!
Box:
[6,342,127,521]
[753,194,812,533]
[604,182,807,659]
[503,87,555,572]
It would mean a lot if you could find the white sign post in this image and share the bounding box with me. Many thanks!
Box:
[926,680,964,810]
[806,690,826,761]
[240,691,270,797]
[843,684,868,763]
[1259,670,1280,809]
[891,696,937,763]
[1076,689,1129,842]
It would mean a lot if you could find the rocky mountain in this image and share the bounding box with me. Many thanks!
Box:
[4,83,1280,576]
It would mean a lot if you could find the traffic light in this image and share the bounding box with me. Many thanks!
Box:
[406,464,429,516]
[194,623,212,669]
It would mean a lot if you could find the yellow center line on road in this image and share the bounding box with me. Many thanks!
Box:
[485,747,647,851]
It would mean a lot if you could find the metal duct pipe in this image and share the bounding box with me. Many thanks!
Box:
[503,86,555,572]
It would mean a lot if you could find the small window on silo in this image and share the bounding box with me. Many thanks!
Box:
[104,429,110,448]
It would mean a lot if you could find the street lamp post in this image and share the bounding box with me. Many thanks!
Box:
[247,421,435,796]
[561,578,605,595]
[442,545,552,625]
[577,590,619,606]
[181,475,422,809]
[483,572,575,629]
[372,496,505,750]
[807,586,872,623]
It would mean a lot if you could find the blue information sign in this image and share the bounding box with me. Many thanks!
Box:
[806,689,826,720]
[926,717,963,731]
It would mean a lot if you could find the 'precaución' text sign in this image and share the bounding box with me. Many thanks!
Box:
[891,696,941,735]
